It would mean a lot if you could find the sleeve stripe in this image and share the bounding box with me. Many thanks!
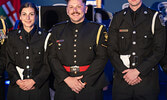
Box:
[96,25,103,46]
[0,19,6,34]
[152,11,158,35]
[44,32,51,52]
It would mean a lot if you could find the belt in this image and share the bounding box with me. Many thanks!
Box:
[63,65,90,73]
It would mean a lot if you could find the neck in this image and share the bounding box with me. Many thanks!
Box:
[23,25,34,33]
[130,2,142,11]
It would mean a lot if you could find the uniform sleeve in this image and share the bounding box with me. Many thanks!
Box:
[47,33,69,84]
[81,26,108,87]
[136,13,166,76]
[6,34,20,86]
[107,15,128,74]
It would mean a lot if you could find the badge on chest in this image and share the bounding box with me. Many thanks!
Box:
[119,29,129,32]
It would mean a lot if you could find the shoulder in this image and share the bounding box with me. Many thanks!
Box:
[52,21,68,28]
[87,21,106,28]
[8,29,18,36]
[113,8,127,17]
[50,21,68,33]
[37,27,47,36]
[147,7,158,15]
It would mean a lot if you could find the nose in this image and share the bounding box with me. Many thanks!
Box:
[73,7,77,12]
[26,15,30,20]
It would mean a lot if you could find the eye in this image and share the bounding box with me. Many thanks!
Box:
[77,5,82,8]
[21,13,26,16]
[30,13,35,16]
[68,6,73,9]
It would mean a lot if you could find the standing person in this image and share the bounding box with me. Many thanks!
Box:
[6,2,50,100]
[47,0,108,100]
[0,18,8,100]
[107,0,166,100]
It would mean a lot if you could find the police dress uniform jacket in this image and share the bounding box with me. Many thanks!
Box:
[107,4,166,95]
[6,26,50,100]
[47,20,108,99]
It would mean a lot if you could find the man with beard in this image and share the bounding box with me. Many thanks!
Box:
[46,0,108,100]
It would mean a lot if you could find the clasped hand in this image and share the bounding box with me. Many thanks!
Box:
[16,79,36,91]
[122,68,142,85]
[64,75,86,94]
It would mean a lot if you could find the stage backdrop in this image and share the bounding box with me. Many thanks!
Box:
[21,0,167,13]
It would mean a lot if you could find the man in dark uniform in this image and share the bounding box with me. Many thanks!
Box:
[0,18,8,100]
[46,0,108,100]
[107,0,166,100]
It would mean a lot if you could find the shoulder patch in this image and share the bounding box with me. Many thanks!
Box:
[104,31,108,42]
[159,14,166,26]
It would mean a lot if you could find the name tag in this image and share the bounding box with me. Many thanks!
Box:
[56,39,64,43]
[119,29,128,32]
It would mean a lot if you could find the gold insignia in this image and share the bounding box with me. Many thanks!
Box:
[104,32,108,42]
[0,39,4,45]
[101,44,107,48]
[49,43,53,46]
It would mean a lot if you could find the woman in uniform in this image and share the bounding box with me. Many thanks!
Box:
[6,2,50,100]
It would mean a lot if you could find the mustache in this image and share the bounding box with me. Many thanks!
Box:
[71,12,80,15]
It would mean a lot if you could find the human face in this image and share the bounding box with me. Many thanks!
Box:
[20,7,36,31]
[128,0,142,11]
[66,0,88,24]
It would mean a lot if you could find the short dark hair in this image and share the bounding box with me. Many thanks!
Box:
[65,0,86,4]
[19,2,38,15]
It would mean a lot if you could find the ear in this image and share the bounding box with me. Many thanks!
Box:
[20,16,22,20]
[85,6,88,14]
[66,6,69,16]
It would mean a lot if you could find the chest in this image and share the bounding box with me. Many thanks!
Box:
[55,25,99,50]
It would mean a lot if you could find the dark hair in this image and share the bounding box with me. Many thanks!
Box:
[65,0,86,4]
[19,2,38,15]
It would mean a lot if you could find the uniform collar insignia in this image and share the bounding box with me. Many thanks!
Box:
[18,30,21,34]
[144,11,148,14]
[38,31,42,35]
[124,11,127,15]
